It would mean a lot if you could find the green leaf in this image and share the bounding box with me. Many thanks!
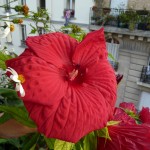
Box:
[0,138,21,148]
[97,127,111,140]
[0,138,8,144]
[108,53,116,61]
[30,29,37,34]
[29,144,36,150]
[0,113,12,124]
[0,60,6,70]
[83,132,97,150]
[22,133,40,150]
[0,52,12,69]
[29,24,37,34]
[0,88,23,106]
[0,51,12,61]
[124,109,140,121]
[7,138,21,148]
[107,121,120,126]
[44,137,55,149]
[0,105,36,127]
[54,139,74,150]
[74,142,83,150]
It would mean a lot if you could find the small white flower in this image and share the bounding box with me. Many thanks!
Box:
[6,67,25,97]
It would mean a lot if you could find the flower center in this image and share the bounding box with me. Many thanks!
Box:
[18,74,25,83]
[69,69,78,81]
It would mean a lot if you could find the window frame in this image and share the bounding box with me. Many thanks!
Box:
[5,0,11,13]
[20,0,26,5]
[20,24,27,46]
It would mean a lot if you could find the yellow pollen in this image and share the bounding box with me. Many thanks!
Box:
[18,74,25,83]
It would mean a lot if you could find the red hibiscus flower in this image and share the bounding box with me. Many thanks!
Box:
[139,107,150,124]
[97,125,150,150]
[6,28,117,142]
[113,108,136,125]
[119,102,137,114]
[116,73,123,85]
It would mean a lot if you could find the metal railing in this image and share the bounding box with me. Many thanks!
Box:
[140,66,150,84]
[89,7,150,30]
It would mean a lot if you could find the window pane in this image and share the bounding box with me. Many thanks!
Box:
[21,25,26,43]
[40,0,45,9]
[21,0,26,5]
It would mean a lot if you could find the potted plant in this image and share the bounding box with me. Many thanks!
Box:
[138,15,147,30]
[104,15,118,27]
[126,10,139,31]
[118,10,139,30]
[118,11,129,28]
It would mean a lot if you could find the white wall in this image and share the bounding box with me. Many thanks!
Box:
[51,0,94,24]
[51,0,65,22]
[138,91,150,110]
[72,0,93,24]
[0,0,93,55]
[110,0,128,9]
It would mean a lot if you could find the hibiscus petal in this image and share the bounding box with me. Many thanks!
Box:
[24,84,112,142]
[6,56,68,106]
[119,102,137,114]
[84,60,117,108]
[97,125,150,150]
[139,107,150,124]
[72,28,107,67]
[113,108,136,125]
[26,32,78,68]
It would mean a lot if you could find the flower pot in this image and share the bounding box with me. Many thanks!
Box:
[138,23,147,30]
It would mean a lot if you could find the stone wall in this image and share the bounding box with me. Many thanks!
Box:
[117,48,149,106]
[128,0,150,10]
[103,0,111,8]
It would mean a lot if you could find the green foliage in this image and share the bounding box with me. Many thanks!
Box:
[118,10,139,24]
[0,105,36,127]
[22,133,40,150]
[29,8,50,35]
[83,132,97,150]
[0,113,12,124]
[0,51,13,70]
[97,127,111,141]
[108,53,116,62]
[44,137,55,149]
[124,109,140,121]
[61,24,86,42]
[0,88,22,106]
[54,139,74,150]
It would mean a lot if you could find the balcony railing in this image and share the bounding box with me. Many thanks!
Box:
[90,7,150,31]
[140,66,150,84]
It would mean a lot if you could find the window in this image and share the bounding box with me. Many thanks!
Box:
[5,0,11,12]
[64,0,75,18]
[140,56,150,84]
[66,0,75,10]
[38,0,46,9]
[38,27,46,35]
[20,25,27,46]
[20,0,26,5]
